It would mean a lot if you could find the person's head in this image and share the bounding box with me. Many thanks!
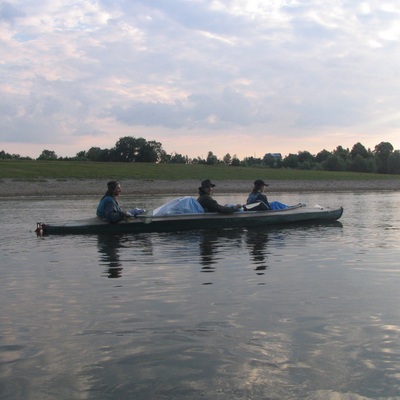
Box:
[253,179,268,193]
[199,179,216,194]
[106,180,122,197]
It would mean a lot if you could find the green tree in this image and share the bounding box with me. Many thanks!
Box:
[297,150,314,163]
[322,154,346,171]
[76,150,87,159]
[193,156,206,164]
[368,158,377,173]
[113,137,164,162]
[222,153,232,165]
[350,154,370,172]
[350,142,369,160]
[374,141,394,173]
[333,146,350,160]
[137,140,164,162]
[332,146,351,170]
[0,150,12,159]
[241,156,262,167]
[388,150,400,174]
[37,149,58,160]
[206,151,218,165]
[231,155,241,166]
[114,137,143,162]
[169,152,188,164]
[85,147,108,161]
[315,149,331,163]
[297,151,315,170]
[282,153,299,169]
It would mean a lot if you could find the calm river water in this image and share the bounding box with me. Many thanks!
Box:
[1,191,400,400]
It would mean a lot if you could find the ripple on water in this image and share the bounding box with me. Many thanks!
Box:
[1,192,400,399]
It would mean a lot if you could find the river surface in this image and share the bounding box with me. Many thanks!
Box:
[1,191,400,400]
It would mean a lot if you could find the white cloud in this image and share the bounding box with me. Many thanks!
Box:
[0,0,399,158]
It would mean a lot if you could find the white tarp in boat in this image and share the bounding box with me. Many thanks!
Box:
[153,196,205,216]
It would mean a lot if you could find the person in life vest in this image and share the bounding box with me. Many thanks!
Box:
[246,179,270,210]
[96,181,130,223]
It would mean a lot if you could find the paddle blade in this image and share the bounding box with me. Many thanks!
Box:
[244,202,261,210]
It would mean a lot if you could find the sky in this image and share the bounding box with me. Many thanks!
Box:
[1,0,400,160]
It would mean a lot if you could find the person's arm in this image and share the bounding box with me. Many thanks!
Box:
[204,196,236,214]
[260,193,270,208]
[216,204,238,214]
[104,200,126,223]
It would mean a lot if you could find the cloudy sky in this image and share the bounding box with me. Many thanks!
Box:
[1,0,400,160]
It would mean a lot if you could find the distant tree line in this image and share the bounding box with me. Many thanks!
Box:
[1,137,400,174]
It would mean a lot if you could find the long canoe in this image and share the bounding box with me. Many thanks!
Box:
[36,205,343,235]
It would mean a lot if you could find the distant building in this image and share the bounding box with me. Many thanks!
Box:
[264,153,282,167]
[266,153,282,161]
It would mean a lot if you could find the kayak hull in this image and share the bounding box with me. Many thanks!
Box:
[36,206,344,235]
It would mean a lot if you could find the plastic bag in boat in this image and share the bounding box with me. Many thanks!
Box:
[127,208,146,217]
[153,196,205,216]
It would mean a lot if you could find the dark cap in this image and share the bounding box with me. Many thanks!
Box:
[254,179,268,187]
[199,179,216,189]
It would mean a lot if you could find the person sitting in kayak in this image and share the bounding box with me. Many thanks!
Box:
[97,181,130,223]
[197,179,241,214]
[246,180,289,211]
[246,180,270,210]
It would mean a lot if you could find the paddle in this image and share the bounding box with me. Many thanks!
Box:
[243,202,261,210]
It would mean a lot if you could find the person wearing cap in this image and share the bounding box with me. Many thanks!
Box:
[197,179,241,214]
[96,181,130,223]
[246,180,270,210]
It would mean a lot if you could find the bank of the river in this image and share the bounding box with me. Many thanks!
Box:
[1,178,399,197]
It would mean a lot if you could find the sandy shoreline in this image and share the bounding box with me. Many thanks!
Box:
[1,178,399,197]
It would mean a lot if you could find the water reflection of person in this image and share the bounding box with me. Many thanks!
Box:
[97,234,154,278]
[97,235,124,278]
[245,230,270,275]
[199,232,217,272]
[199,230,243,272]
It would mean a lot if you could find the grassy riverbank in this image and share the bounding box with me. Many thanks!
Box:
[1,159,398,181]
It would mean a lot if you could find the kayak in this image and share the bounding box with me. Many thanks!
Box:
[36,204,343,236]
